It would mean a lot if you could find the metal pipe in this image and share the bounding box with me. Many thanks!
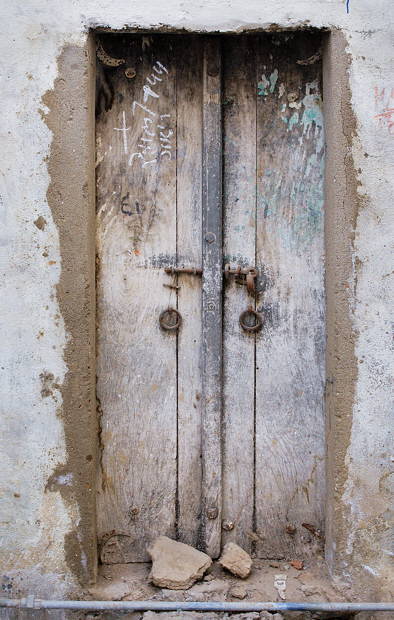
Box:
[1,598,394,613]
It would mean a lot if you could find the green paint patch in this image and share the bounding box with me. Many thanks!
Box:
[258,69,278,96]
[280,81,324,146]
[258,150,324,250]
[301,81,324,151]
[258,75,270,96]
[280,103,288,124]
[288,111,299,130]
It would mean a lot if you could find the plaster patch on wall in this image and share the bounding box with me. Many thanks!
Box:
[0,3,86,597]
[341,27,394,598]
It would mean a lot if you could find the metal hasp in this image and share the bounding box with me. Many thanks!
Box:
[164,265,258,295]
[201,36,222,557]
[224,264,258,295]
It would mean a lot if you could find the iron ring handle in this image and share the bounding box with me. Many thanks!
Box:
[159,307,182,331]
[239,307,263,333]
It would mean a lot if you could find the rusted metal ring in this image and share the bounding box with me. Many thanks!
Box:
[159,307,182,332]
[239,307,263,333]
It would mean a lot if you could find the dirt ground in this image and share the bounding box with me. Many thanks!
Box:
[84,557,371,620]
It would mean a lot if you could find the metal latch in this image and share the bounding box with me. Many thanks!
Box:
[164,264,258,295]
[224,264,258,295]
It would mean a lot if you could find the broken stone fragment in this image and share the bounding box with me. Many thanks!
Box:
[230,584,247,599]
[147,536,212,590]
[218,542,252,578]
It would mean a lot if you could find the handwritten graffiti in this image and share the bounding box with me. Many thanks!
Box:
[128,60,174,167]
[114,110,130,155]
[374,86,394,135]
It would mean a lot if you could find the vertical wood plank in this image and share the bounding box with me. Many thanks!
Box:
[96,35,178,562]
[255,33,325,558]
[201,36,223,558]
[176,37,203,547]
[222,36,257,552]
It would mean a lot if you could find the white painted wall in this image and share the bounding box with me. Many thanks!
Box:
[341,27,394,594]
[0,0,392,601]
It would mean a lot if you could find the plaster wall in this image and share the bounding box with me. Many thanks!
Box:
[0,0,392,605]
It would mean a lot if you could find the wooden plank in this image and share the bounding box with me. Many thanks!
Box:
[176,37,203,547]
[201,36,223,558]
[222,36,257,553]
[254,33,326,558]
[96,35,178,562]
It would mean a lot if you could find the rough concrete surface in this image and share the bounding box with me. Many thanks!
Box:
[0,0,392,610]
[89,558,346,602]
[87,559,374,619]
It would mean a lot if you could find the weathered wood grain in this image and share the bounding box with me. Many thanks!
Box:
[96,33,326,563]
[222,36,257,553]
[254,33,325,558]
[201,37,223,558]
[96,35,178,562]
[175,37,203,547]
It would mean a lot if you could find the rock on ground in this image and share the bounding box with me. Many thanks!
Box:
[148,536,212,590]
[229,584,247,599]
[218,542,252,578]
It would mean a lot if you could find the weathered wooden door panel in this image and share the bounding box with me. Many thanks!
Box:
[222,33,325,559]
[96,32,325,563]
[175,37,203,548]
[97,35,183,562]
[254,34,325,558]
[222,36,257,554]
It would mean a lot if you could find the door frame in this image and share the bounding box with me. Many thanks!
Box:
[46,28,359,585]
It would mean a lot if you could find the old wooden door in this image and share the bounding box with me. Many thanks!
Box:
[96,33,325,563]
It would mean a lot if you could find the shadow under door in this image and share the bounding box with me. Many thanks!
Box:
[96,32,325,563]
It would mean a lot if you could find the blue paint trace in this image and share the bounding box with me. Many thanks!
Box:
[346,0,350,13]
[258,70,278,96]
